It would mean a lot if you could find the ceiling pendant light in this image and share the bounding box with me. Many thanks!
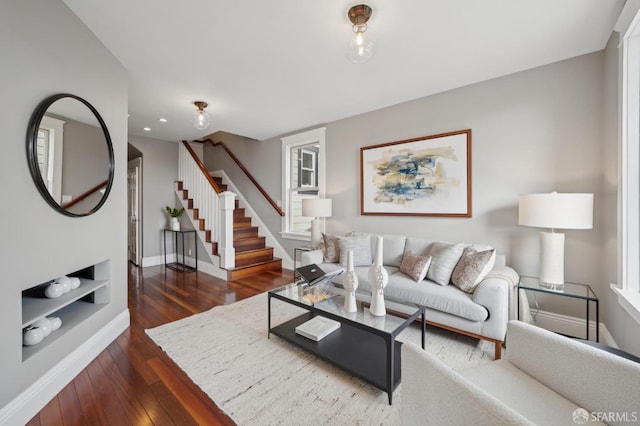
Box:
[193,101,211,130]
[346,4,376,64]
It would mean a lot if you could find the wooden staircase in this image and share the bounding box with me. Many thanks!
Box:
[177,176,282,280]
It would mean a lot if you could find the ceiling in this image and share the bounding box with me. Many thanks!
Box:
[63,0,625,142]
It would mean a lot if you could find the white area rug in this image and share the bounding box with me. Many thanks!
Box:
[146,292,495,425]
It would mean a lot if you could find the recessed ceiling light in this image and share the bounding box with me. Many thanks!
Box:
[143,127,151,131]
[159,118,167,122]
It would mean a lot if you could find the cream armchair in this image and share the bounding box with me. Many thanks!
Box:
[401,321,640,425]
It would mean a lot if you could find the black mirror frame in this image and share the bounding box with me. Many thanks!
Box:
[26,93,115,217]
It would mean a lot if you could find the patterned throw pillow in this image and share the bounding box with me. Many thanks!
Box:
[338,236,372,266]
[426,242,465,286]
[322,233,341,263]
[451,247,496,293]
[400,251,432,282]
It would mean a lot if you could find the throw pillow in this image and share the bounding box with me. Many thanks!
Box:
[451,247,496,293]
[338,236,372,266]
[400,251,432,282]
[322,233,341,263]
[426,242,465,286]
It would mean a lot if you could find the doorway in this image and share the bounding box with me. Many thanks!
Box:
[128,153,143,266]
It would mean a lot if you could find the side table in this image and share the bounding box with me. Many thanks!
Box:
[518,276,599,342]
[163,229,197,273]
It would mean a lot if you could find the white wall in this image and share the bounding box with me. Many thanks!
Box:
[0,0,128,412]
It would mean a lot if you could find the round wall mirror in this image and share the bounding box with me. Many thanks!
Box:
[26,93,114,217]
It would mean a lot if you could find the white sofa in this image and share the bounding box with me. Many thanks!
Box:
[301,233,523,359]
[401,321,640,425]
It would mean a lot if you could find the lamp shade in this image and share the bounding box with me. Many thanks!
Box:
[518,192,593,230]
[302,198,332,218]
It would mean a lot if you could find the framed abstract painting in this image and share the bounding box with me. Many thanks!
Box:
[360,129,472,217]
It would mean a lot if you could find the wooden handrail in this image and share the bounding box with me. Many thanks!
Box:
[198,138,285,217]
[181,140,224,194]
[61,180,108,209]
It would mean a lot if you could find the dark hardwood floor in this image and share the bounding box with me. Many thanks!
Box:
[27,264,293,426]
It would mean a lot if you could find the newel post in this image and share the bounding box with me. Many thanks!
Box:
[219,191,236,269]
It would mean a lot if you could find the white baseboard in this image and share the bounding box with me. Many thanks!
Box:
[140,255,226,279]
[0,310,130,426]
[531,309,617,347]
[141,254,173,267]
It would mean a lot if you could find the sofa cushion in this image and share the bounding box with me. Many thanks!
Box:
[405,237,434,256]
[427,242,465,286]
[321,233,341,263]
[451,247,496,293]
[338,236,372,266]
[399,251,431,282]
[461,360,603,425]
[384,272,489,322]
[376,234,407,267]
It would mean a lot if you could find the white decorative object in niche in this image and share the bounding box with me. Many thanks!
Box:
[21,259,111,361]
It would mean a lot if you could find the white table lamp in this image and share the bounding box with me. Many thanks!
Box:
[302,198,332,249]
[518,192,593,291]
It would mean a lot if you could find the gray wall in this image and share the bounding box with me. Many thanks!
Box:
[0,0,128,409]
[59,116,109,198]
[128,135,178,260]
[210,52,614,323]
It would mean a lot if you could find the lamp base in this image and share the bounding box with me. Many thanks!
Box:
[310,219,322,249]
[539,231,565,291]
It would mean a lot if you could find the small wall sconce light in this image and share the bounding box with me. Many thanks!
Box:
[346,4,376,64]
[193,101,211,130]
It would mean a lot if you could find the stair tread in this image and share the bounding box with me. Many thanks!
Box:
[179,176,282,278]
[226,257,281,271]
[235,247,273,255]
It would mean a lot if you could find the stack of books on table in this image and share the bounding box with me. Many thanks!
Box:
[295,316,341,341]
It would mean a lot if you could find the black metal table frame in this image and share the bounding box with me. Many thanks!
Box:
[268,289,425,405]
[518,278,599,342]
[163,229,197,273]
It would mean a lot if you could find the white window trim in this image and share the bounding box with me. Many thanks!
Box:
[39,116,65,203]
[280,127,326,241]
[612,2,640,325]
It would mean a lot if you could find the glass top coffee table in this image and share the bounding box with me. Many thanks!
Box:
[268,281,425,404]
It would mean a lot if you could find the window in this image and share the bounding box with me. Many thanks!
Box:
[613,4,640,324]
[281,128,326,240]
[38,116,65,203]
[299,148,317,189]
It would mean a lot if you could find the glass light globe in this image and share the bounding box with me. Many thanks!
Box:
[346,30,376,64]
[193,110,211,130]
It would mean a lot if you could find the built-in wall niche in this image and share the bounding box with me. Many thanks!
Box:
[21,259,111,361]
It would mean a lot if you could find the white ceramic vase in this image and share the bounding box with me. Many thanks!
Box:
[368,236,389,316]
[55,276,71,293]
[45,282,64,299]
[23,326,44,346]
[343,250,358,313]
[33,317,52,337]
[48,316,62,331]
[170,217,180,231]
[69,277,81,290]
